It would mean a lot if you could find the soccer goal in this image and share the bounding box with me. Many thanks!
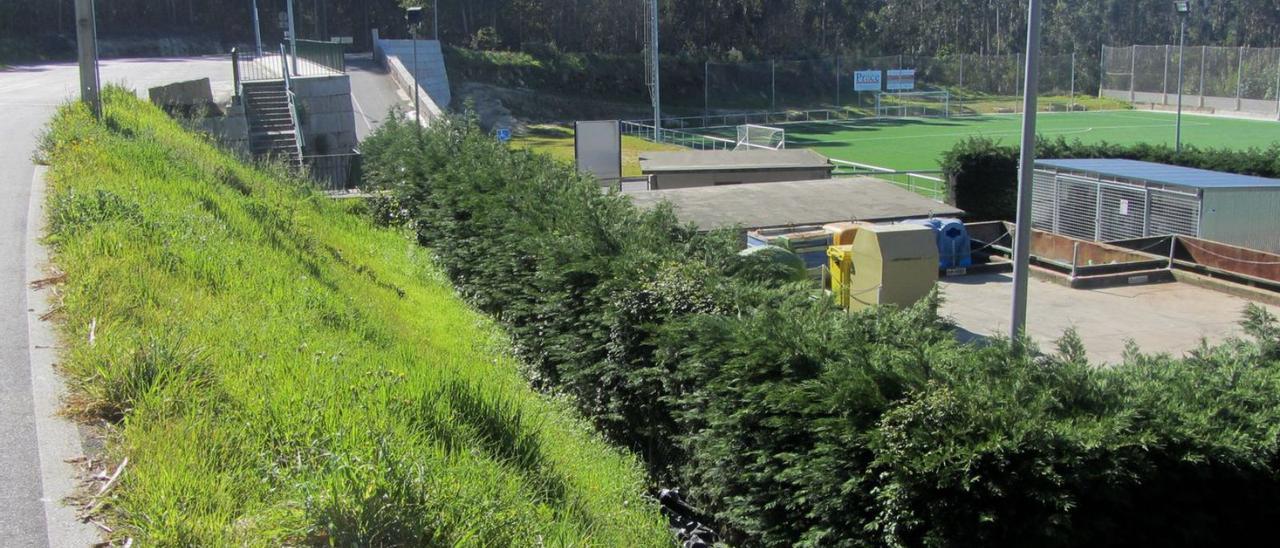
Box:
[735,124,787,150]
[874,91,954,118]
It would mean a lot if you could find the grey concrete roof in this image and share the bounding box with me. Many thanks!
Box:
[1037,159,1280,190]
[639,149,834,173]
[626,178,964,231]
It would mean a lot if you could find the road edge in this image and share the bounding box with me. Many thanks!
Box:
[26,165,100,547]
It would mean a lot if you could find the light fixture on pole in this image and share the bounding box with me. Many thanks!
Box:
[1174,1,1191,154]
[1009,0,1044,344]
[406,6,424,131]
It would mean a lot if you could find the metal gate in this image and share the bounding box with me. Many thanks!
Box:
[1032,170,1201,242]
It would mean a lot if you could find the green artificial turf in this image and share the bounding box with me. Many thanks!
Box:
[714,110,1280,172]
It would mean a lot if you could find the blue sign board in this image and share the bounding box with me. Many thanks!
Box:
[496,128,512,143]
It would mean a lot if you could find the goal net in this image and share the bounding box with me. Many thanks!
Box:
[735,124,787,150]
[875,91,954,118]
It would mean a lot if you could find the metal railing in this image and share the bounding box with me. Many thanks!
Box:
[279,44,305,155]
[830,159,947,202]
[304,152,362,191]
[295,39,346,76]
[232,48,286,86]
[620,121,736,150]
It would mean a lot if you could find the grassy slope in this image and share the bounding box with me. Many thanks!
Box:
[511,125,684,177]
[774,110,1280,171]
[41,89,667,546]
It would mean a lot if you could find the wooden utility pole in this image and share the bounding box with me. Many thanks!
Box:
[75,0,101,120]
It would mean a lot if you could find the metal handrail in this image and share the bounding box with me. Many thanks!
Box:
[279,44,305,156]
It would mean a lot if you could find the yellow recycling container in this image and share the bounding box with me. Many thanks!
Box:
[827,244,855,308]
[846,224,939,312]
[823,222,863,246]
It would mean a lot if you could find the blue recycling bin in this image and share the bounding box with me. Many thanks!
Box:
[907,218,972,269]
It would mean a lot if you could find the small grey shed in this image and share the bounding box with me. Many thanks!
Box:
[1032,159,1280,253]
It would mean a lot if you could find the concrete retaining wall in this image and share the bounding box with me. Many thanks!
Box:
[196,102,251,155]
[373,32,450,124]
[292,74,358,155]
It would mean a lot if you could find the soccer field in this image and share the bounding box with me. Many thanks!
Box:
[725,110,1280,172]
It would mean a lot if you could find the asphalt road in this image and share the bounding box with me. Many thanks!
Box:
[0,54,402,547]
[347,54,411,141]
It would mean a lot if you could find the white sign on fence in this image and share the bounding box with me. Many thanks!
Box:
[887,69,917,91]
[853,70,882,92]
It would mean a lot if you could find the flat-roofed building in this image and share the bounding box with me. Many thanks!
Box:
[638,149,834,190]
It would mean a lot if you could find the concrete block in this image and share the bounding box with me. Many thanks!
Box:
[304,111,356,134]
[292,74,352,98]
[149,78,215,113]
[298,95,354,115]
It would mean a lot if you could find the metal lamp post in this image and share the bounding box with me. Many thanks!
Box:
[1174,1,1191,154]
[251,0,263,56]
[286,0,298,75]
[1009,0,1044,343]
[406,7,424,131]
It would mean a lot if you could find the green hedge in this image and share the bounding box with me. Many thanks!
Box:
[363,113,1280,546]
[942,137,1280,221]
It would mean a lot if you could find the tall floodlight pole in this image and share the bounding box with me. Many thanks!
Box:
[434,0,440,41]
[1174,1,1191,154]
[647,0,661,137]
[1009,0,1044,343]
[286,0,298,75]
[75,0,101,120]
[251,0,263,56]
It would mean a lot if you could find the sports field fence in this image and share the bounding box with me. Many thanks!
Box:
[1101,45,1280,119]
[685,51,1093,126]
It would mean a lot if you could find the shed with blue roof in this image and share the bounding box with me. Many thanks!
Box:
[1032,159,1280,253]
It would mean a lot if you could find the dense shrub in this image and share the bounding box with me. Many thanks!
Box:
[942,137,1280,221]
[363,113,1280,546]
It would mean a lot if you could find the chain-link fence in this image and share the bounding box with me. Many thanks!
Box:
[686,52,1095,123]
[1101,45,1280,118]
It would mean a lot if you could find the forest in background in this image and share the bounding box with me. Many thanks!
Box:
[3,0,1279,60]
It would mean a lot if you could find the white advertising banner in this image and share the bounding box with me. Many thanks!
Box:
[886,69,916,91]
[853,70,882,92]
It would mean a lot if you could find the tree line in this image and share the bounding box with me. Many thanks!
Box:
[5,1,1279,59]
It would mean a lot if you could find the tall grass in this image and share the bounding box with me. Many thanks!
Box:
[40,87,668,546]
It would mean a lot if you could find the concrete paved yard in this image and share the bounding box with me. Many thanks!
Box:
[940,274,1280,364]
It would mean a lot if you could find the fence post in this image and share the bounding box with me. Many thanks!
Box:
[1275,48,1280,120]
[231,48,241,100]
[771,60,776,113]
[1098,44,1106,98]
[835,55,841,108]
[1162,45,1170,104]
[1129,46,1136,102]
[703,60,709,127]
[1070,51,1076,109]
[1199,45,1206,108]
[1236,46,1245,111]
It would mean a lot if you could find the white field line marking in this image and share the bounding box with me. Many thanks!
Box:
[351,94,375,135]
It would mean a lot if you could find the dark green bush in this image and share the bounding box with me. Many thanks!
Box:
[363,113,1280,547]
[942,137,1280,221]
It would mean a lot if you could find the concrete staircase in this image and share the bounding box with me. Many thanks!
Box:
[243,81,302,165]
